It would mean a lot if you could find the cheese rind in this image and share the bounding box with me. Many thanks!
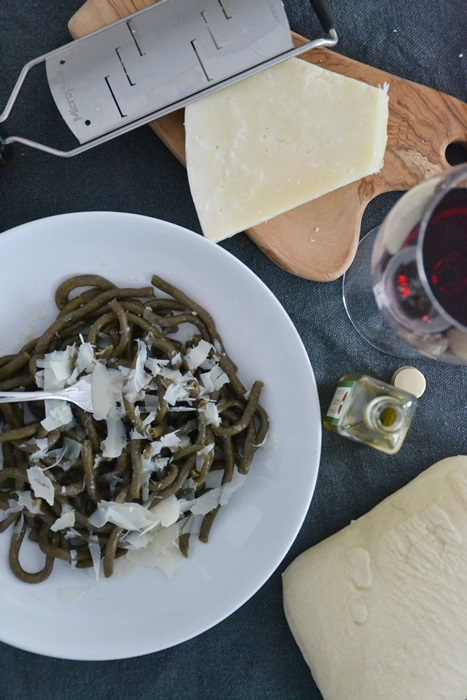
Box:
[282,455,467,700]
[185,58,389,242]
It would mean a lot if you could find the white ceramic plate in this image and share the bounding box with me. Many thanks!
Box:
[0,212,321,660]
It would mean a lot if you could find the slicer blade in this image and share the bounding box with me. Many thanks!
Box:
[0,0,338,158]
[45,0,293,144]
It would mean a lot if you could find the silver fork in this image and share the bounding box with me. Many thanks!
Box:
[0,375,93,412]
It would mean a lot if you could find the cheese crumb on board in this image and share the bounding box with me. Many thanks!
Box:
[185,57,389,242]
[282,455,467,700]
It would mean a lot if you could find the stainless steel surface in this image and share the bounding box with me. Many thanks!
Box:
[0,375,93,412]
[46,0,293,144]
[0,0,338,158]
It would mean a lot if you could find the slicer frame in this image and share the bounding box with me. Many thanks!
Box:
[0,0,337,159]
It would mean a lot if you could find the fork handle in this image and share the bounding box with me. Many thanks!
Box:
[0,390,68,404]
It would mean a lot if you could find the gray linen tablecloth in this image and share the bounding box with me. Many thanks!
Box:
[0,1,466,698]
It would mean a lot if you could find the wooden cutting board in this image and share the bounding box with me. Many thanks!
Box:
[69,0,467,282]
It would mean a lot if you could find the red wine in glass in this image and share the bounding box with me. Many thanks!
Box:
[386,187,467,337]
[422,188,467,328]
[344,165,467,365]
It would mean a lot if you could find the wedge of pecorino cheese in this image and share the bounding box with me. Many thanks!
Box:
[185,57,389,242]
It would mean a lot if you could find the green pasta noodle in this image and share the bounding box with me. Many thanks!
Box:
[0,274,269,584]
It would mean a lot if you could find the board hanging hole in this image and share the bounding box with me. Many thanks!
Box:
[445,141,467,167]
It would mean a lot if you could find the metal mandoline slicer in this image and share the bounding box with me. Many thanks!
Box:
[0,0,337,162]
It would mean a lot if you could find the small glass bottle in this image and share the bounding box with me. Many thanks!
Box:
[323,374,419,454]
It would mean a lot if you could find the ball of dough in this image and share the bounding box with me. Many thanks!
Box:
[283,456,467,700]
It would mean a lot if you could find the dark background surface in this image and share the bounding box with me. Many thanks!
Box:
[0,1,466,698]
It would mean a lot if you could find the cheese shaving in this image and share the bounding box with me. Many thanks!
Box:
[21,437,50,462]
[180,470,247,516]
[91,362,124,421]
[124,339,153,402]
[200,365,230,393]
[123,521,184,578]
[199,401,221,427]
[185,339,214,370]
[36,346,76,383]
[27,466,55,506]
[40,402,74,431]
[89,495,181,541]
[101,411,127,459]
[45,437,83,470]
[163,382,190,406]
[50,508,76,532]
[14,491,43,514]
[73,342,96,377]
[88,538,101,581]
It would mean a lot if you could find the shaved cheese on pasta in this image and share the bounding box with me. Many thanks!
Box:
[91,362,124,421]
[124,339,152,402]
[51,508,75,532]
[88,537,101,581]
[101,411,127,459]
[21,437,50,462]
[74,342,96,376]
[27,466,55,506]
[185,339,214,370]
[147,495,181,529]
[141,411,157,429]
[123,530,155,550]
[44,437,83,471]
[58,437,82,467]
[157,431,183,452]
[11,491,42,515]
[89,495,181,532]
[163,382,190,406]
[36,346,76,383]
[122,521,184,578]
[144,357,168,377]
[37,353,75,429]
[199,400,221,427]
[40,401,74,431]
[2,501,22,520]
[200,365,230,393]
[180,471,247,516]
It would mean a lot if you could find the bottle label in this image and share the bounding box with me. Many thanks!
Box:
[325,380,356,425]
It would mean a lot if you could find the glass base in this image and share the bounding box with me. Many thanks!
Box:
[342,228,421,359]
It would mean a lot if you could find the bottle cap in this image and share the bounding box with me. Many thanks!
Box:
[391,366,426,398]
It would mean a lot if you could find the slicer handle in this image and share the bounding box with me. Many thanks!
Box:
[310,0,336,35]
[0,128,13,164]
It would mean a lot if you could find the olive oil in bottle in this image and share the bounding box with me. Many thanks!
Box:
[323,374,419,454]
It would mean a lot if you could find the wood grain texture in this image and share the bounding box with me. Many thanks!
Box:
[69,1,467,281]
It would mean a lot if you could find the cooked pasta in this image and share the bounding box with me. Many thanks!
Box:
[0,274,269,583]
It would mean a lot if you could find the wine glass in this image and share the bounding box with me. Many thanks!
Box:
[343,163,467,365]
